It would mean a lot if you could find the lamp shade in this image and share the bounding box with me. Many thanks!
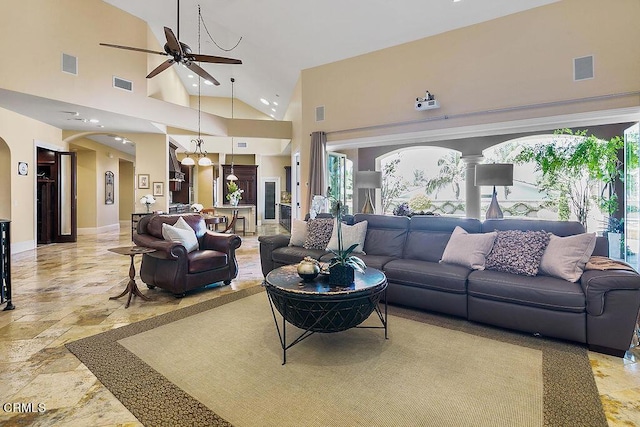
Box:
[355,171,382,189]
[181,156,195,166]
[475,164,514,186]
[198,156,212,167]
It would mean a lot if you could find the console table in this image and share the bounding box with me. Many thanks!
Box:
[264,264,387,364]
[0,220,14,311]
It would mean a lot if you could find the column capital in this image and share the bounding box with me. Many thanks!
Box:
[461,155,484,165]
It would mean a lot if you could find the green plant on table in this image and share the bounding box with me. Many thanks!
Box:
[328,201,366,273]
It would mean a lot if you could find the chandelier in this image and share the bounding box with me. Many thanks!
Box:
[181,5,212,167]
[226,77,238,181]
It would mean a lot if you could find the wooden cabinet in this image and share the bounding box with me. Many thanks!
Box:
[172,164,192,204]
[222,164,258,206]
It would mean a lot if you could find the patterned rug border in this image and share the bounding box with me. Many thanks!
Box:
[66,287,606,427]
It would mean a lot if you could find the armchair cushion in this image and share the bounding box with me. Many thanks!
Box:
[162,217,199,253]
[188,250,228,273]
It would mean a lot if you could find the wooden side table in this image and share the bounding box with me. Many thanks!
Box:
[108,246,156,308]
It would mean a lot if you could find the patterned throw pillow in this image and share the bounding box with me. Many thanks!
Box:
[303,218,334,250]
[485,230,551,276]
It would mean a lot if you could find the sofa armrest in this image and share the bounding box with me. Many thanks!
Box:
[201,231,242,253]
[580,269,640,316]
[132,232,187,259]
[258,234,291,277]
[580,269,640,355]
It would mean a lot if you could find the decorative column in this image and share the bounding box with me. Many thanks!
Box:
[461,155,484,219]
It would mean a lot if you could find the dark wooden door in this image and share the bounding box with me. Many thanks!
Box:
[222,165,258,206]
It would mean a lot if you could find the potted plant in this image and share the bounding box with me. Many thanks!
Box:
[606,217,624,260]
[328,201,366,285]
[226,181,244,206]
[140,194,156,213]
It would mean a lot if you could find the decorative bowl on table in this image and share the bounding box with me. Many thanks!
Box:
[297,257,320,281]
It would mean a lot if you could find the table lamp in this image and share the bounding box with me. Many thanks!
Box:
[475,163,514,219]
[356,171,382,214]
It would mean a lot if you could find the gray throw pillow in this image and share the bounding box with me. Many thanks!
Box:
[539,233,597,282]
[440,226,497,270]
[485,230,551,276]
[303,218,334,250]
[326,220,368,254]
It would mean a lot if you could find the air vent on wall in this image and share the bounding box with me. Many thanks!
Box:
[315,106,325,122]
[237,141,247,148]
[574,55,594,81]
[113,76,133,92]
[61,53,77,75]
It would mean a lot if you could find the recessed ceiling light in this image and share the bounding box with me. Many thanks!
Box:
[114,137,122,141]
[260,98,269,105]
[188,74,194,78]
[97,125,104,128]
[89,118,99,123]
[122,139,127,144]
[271,108,276,112]
[204,80,214,85]
[192,83,198,87]
[273,101,278,106]
[270,114,274,118]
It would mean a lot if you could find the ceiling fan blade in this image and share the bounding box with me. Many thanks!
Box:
[100,43,166,56]
[186,62,220,86]
[191,54,242,65]
[164,27,184,56]
[146,59,175,79]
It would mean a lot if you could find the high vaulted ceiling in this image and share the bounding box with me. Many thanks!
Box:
[103,0,560,120]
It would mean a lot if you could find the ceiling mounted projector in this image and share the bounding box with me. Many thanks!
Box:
[415,90,440,110]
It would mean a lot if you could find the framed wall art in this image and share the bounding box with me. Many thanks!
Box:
[152,181,164,197]
[105,171,114,204]
[138,174,150,189]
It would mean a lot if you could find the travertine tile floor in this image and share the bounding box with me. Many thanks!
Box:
[0,224,639,426]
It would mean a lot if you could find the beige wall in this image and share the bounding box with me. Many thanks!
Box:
[0,139,10,220]
[119,160,134,222]
[284,77,304,215]
[130,134,169,213]
[297,0,640,208]
[147,28,190,107]
[76,150,97,228]
[195,96,272,120]
[0,108,64,251]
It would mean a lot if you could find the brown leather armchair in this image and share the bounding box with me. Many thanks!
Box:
[133,213,241,297]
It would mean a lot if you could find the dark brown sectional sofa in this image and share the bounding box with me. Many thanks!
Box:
[259,214,640,356]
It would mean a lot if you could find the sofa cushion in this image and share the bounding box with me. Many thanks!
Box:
[326,220,368,254]
[321,253,395,271]
[162,217,199,253]
[273,246,328,266]
[288,219,308,247]
[304,218,334,250]
[468,269,585,313]
[187,250,228,273]
[440,226,497,270]
[485,230,550,276]
[384,259,471,294]
[354,214,409,258]
[539,233,597,282]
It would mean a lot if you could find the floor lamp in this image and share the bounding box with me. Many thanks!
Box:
[356,171,382,214]
[475,163,514,219]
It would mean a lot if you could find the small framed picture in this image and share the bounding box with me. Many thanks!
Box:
[152,181,164,197]
[138,174,150,189]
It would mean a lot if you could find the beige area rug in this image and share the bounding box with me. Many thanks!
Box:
[66,287,606,427]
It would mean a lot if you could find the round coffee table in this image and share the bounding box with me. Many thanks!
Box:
[264,264,388,364]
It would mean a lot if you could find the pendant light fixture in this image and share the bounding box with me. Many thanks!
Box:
[226,77,238,181]
[181,5,211,167]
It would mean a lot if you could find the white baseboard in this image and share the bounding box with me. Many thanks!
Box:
[12,240,36,254]
[78,223,121,235]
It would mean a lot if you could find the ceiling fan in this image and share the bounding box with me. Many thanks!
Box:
[99,1,241,85]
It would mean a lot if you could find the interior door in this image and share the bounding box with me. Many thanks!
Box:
[55,151,77,243]
[261,177,279,224]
